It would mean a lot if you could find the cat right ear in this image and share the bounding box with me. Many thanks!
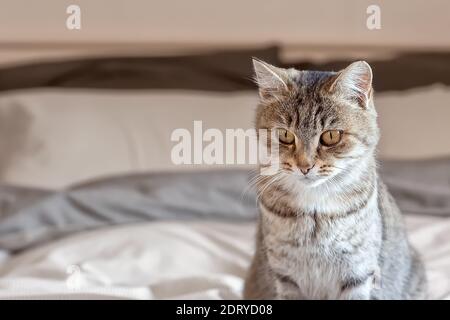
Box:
[326,61,373,108]
[252,58,290,101]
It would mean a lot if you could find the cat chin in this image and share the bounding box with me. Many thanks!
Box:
[289,175,329,189]
[307,178,329,188]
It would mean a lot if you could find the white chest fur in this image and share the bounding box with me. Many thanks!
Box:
[260,196,381,299]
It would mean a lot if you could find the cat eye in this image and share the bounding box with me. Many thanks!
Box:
[320,130,342,146]
[277,128,295,144]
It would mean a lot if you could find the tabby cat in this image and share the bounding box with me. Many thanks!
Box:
[244,59,427,300]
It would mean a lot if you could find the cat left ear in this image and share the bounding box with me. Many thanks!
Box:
[252,58,290,100]
[327,61,373,108]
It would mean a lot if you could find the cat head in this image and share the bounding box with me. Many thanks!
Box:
[253,58,379,188]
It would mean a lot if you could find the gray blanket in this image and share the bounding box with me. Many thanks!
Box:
[1,158,449,252]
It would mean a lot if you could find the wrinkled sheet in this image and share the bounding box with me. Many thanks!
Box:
[0,159,449,299]
[0,170,259,252]
[0,216,448,300]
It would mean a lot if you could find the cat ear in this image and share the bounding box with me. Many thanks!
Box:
[327,61,373,108]
[252,58,290,100]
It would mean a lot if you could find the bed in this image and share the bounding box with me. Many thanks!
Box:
[0,47,449,299]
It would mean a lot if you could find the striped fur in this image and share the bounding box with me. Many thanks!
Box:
[244,60,427,300]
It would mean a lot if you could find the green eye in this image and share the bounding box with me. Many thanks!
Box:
[277,128,295,144]
[320,130,342,146]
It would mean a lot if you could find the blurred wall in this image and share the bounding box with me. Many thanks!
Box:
[1,0,449,65]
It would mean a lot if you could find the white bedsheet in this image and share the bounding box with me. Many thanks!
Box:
[0,216,448,300]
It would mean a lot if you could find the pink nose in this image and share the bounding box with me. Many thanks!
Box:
[300,164,315,175]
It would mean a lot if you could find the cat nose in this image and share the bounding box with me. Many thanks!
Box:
[300,163,315,175]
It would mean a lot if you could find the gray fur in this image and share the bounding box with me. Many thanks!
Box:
[244,59,427,300]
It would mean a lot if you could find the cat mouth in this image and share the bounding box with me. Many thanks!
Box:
[286,169,325,184]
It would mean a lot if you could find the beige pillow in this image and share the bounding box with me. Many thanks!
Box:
[376,85,450,159]
[0,85,448,189]
[0,89,257,188]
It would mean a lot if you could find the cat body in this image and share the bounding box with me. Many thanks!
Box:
[244,59,426,300]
